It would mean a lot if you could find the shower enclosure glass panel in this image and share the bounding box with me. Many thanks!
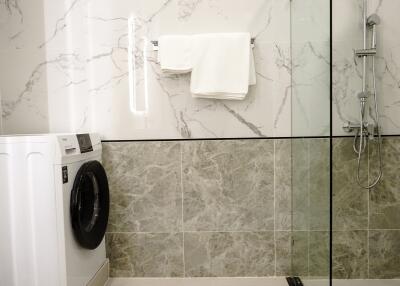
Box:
[333,0,400,285]
[291,0,331,285]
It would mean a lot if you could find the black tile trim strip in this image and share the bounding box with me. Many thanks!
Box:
[101,136,330,143]
[101,134,400,143]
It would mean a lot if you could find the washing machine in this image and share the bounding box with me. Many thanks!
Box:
[0,133,110,286]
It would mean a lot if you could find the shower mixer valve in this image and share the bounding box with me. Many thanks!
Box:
[343,121,378,137]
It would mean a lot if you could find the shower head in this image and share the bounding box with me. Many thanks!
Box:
[367,14,381,26]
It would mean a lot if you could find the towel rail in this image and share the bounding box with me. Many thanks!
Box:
[151,38,256,51]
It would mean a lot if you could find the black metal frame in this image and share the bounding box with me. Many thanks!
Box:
[102,1,336,283]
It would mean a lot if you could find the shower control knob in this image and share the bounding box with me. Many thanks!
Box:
[343,121,356,133]
[357,91,369,101]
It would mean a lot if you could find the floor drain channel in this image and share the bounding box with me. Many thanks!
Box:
[286,277,304,286]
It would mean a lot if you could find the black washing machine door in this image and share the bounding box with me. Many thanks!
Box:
[70,160,110,250]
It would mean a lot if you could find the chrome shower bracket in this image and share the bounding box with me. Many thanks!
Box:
[357,91,370,102]
[355,48,377,57]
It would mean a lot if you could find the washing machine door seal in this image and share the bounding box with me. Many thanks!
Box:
[70,160,110,250]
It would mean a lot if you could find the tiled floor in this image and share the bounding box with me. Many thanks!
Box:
[106,278,400,286]
[106,278,288,286]
[306,280,400,286]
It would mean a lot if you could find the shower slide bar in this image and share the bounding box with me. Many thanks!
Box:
[343,0,383,189]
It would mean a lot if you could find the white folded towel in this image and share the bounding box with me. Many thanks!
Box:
[158,35,193,73]
[190,33,256,100]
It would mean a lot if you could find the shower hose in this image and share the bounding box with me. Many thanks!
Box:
[353,55,383,189]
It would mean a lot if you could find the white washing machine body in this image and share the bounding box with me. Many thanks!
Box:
[0,133,109,286]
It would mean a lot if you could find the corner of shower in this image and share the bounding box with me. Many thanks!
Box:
[330,0,399,285]
[290,0,332,285]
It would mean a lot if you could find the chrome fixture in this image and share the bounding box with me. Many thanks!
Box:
[151,38,256,51]
[367,13,381,27]
[355,48,376,57]
[343,0,382,189]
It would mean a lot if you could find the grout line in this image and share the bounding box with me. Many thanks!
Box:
[290,139,294,278]
[106,230,280,234]
[106,231,183,234]
[367,141,370,279]
[182,230,275,233]
[180,142,186,277]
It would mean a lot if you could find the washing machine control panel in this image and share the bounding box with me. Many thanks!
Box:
[77,134,93,154]
[56,133,101,159]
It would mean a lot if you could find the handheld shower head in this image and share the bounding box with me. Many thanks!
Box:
[367,14,381,26]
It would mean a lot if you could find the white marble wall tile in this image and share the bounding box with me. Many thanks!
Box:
[369,0,400,134]
[333,0,400,135]
[80,0,292,139]
[0,0,292,138]
[0,0,340,139]
[333,40,362,132]
[292,41,330,136]
[291,0,331,136]
[0,0,46,50]
[0,48,49,134]
[291,0,330,136]
[41,0,90,52]
[291,0,330,44]
[0,0,49,134]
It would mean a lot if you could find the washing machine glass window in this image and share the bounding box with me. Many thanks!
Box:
[81,172,100,232]
[70,160,110,250]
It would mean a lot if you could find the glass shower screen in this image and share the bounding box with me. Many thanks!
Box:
[290,0,331,285]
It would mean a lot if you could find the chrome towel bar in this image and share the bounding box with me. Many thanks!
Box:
[151,38,256,51]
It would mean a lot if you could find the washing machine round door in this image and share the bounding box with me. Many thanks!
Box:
[70,160,110,250]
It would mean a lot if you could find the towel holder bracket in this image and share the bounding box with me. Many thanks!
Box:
[151,38,256,51]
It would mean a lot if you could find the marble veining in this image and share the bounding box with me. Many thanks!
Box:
[274,140,292,231]
[0,0,50,134]
[275,231,308,277]
[332,137,400,279]
[6,0,400,139]
[333,0,400,135]
[333,138,368,230]
[182,140,274,232]
[291,0,330,136]
[309,231,330,277]
[333,231,368,279]
[274,231,292,276]
[309,139,330,230]
[0,0,296,138]
[369,137,400,229]
[1,0,22,20]
[106,232,184,277]
[103,138,334,278]
[292,139,310,231]
[369,230,400,279]
[184,232,275,277]
[102,142,182,233]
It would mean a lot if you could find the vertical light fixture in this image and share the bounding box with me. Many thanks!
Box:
[128,16,149,115]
